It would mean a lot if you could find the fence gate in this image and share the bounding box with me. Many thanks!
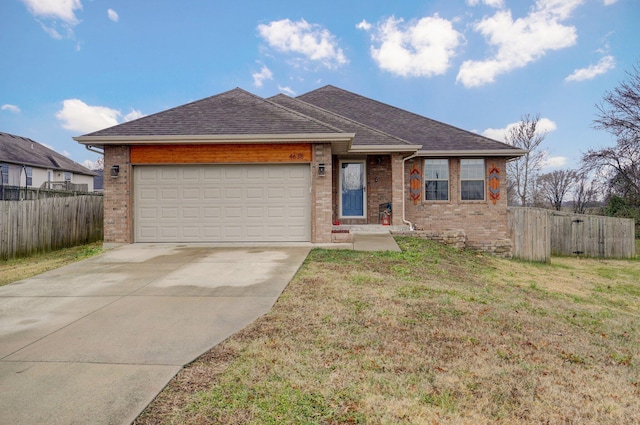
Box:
[571,218,584,256]
[508,207,635,261]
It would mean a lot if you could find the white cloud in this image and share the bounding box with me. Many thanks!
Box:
[82,158,104,170]
[123,109,144,122]
[252,65,273,87]
[565,55,615,82]
[542,156,567,168]
[356,19,372,31]
[257,19,347,68]
[604,0,618,4]
[368,15,463,78]
[1,104,21,113]
[21,0,82,24]
[457,0,583,87]
[482,117,557,141]
[278,85,296,96]
[21,0,83,38]
[62,150,71,157]
[107,8,119,23]
[467,0,505,7]
[56,99,143,133]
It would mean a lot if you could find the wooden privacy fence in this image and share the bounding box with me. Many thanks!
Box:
[0,196,103,260]
[508,207,636,262]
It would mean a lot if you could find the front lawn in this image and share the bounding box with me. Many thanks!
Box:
[0,242,103,286]
[136,237,639,424]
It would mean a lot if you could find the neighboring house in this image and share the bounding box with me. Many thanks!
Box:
[74,86,525,254]
[0,131,96,193]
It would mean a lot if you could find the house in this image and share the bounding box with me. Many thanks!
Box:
[74,86,525,254]
[0,131,96,194]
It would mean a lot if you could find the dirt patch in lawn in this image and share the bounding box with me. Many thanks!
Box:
[135,237,640,424]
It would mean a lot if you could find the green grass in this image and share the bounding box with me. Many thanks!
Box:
[135,237,640,425]
[0,243,103,286]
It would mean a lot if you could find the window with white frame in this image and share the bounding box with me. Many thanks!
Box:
[64,171,72,181]
[460,159,485,201]
[424,159,449,201]
[0,164,8,185]
[25,167,32,186]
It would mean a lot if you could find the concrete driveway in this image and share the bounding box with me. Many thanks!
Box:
[0,243,311,425]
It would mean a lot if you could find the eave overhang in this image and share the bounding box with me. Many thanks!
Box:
[74,133,356,147]
[416,149,528,159]
[348,144,422,154]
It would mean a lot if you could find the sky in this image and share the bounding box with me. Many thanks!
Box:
[0,0,638,171]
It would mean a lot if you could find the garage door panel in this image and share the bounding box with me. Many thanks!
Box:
[288,206,306,219]
[161,188,178,200]
[203,207,221,219]
[135,164,310,242]
[182,188,200,200]
[160,168,179,181]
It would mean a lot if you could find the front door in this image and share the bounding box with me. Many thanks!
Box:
[340,161,366,218]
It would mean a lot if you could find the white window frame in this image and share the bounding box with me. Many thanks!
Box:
[25,166,33,187]
[460,159,485,201]
[0,164,8,185]
[423,159,449,201]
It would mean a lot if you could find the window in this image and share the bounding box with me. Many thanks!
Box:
[424,159,449,201]
[0,164,8,185]
[64,172,72,181]
[25,167,32,186]
[460,159,485,201]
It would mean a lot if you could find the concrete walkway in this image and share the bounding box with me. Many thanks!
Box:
[0,244,311,425]
[353,232,402,252]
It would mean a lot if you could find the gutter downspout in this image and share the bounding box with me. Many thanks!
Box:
[85,145,104,155]
[402,153,419,231]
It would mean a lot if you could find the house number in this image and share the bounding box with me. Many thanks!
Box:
[289,153,304,159]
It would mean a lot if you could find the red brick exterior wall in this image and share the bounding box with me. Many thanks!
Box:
[103,145,132,244]
[403,157,511,255]
[366,155,392,224]
[312,143,333,243]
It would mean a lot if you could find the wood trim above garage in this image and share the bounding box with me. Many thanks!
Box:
[130,143,312,164]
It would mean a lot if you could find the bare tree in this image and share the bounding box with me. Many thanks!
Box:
[572,172,598,214]
[585,63,640,204]
[505,114,549,206]
[538,169,577,211]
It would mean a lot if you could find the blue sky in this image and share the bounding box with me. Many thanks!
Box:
[0,0,638,170]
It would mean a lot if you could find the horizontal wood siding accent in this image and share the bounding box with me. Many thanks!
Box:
[130,143,312,164]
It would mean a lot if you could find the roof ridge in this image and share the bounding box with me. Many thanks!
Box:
[300,85,513,148]
[84,88,350,137]
[274,94,415,146]
[260,92,346,134]
[83,87,248,136]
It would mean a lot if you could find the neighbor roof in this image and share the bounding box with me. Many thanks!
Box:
[78,88,353,144]
[298,85,523,156]
[0,132,96,175]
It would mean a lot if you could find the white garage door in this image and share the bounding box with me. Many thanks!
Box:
[134,164,311,242]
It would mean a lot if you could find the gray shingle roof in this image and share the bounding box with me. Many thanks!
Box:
[0,132,96,175]
[84,88,344,137]
[268,94,416,149]
[297,85,516,152]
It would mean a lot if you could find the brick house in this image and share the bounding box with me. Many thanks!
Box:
[74,86,525,254]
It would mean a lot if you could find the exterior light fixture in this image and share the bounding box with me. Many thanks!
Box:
[318,163,325,176]
[110,165,120,178]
